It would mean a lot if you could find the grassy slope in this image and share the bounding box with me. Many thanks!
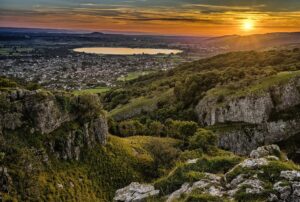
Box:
[2,134,180,202]
[109,88,174,119]
[104,49,300,122]
[117,71,157,82]
[72,87,110,95]
[206,70,300,99]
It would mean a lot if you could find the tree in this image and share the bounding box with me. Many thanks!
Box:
[118,120,146,137]
[188,129,217,152]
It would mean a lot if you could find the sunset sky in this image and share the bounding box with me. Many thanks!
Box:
[1,0,300,36]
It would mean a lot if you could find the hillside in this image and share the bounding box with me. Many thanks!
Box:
[202,32,300,51]
[1,48,300,201]
[104,48,300,201]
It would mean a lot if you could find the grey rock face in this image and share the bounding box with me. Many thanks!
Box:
[0,89,108,161]
[196,75,300,126]
[250,145,281,159]
[25,98,73,134]
[217,119,300,155]
[113,182,159,202]
[48,116,108,161]
[195,75,300,155]
[197,93,273,125]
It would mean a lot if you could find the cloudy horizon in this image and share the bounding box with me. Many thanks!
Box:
[1,0,300,36]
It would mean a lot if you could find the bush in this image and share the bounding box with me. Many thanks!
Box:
[118,120,146,137]
[147,140,180,173]
[73,94,103,120]
[185,193,224,202]
[146,120,165,136]
[174,71,219,106]
[188,129,217,152]
[165,119,198,140]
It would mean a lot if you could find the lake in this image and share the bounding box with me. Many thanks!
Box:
[73,47,182,55]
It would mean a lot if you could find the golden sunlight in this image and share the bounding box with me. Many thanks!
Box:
[242,19,254,31]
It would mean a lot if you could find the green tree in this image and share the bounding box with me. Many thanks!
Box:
[188,129,217,152]
[118,120,146,137]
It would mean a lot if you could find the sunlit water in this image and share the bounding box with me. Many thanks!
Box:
[73,47,182,55]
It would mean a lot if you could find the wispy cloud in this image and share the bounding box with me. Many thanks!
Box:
[0,0,300,35]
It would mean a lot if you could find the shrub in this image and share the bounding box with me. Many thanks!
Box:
[185,193,224,202]
[146,139,180,176]
[146,120,165,136]
[165,119,198,140]
[73,94,103,120]
[188,129,217,152]
[118,120,146,137]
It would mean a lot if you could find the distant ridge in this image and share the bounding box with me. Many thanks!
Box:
[204,32,300,50]
[0,27,87,34]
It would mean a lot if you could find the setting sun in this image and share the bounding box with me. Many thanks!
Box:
[243,20,254,31]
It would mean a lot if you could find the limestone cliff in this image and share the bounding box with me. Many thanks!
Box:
[195,72,300,155]
[0,88,108,160]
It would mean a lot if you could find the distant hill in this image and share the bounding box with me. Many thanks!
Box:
[203,32,300,50]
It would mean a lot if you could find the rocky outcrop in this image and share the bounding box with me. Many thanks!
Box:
[166,173,224,202]
[116,145,300,202]
[195,74,300,155]
[48,116,108,161]
[250,144,281,159]
[113,182,159,202]
[24,93,74,134]
[0,89,73,134]
[0,89,108,160]
[217,118,300,155]
[196,75,300,126]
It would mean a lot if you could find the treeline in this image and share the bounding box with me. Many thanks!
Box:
[109,119,197,139]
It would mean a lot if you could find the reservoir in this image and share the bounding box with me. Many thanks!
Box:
[73,47,182,55]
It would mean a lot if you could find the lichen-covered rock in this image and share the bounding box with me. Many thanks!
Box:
[166,173,223,202]
[273,181,292,200]
[228,179,265,197]
[239,158,269,168]
[280,170,300,181]
[250,145,281,159]
[113,182,159,202]
[166,183,190,202]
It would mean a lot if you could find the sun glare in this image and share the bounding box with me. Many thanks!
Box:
[242,20,254,31]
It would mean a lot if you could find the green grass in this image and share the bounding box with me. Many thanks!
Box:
[2,131,180,201]
[109,88,173,120]
[117,71,157,82]
[72,87,110,95]
[206,70,300,101]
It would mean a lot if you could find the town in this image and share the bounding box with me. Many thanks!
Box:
[0,50,187,90]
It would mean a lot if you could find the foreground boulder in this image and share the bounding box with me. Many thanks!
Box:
[113,182,159,202]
